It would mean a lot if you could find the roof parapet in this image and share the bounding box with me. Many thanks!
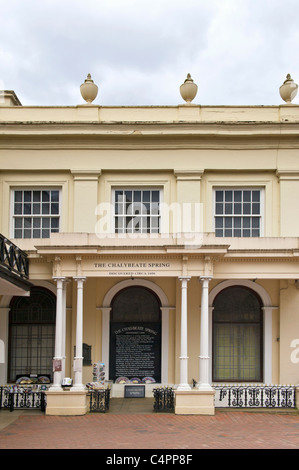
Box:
[0,90,22,107]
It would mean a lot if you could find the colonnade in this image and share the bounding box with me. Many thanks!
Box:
[51,275,213,391]
[51,276,86,391]
[178,276,213,391]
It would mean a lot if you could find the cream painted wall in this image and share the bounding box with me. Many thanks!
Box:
[279,281,299,384]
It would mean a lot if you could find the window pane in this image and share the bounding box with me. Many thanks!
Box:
[13,189,60,239]
[215,191,223,202]
[114,189,160,234]
[213,287,262,381]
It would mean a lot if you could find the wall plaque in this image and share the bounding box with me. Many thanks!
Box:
[124,385,145,398]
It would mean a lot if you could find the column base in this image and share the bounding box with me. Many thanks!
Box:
[45,389,89,416]
[174,389,215,415]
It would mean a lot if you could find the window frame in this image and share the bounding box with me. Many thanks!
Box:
[212,286,264,383]
[213,187,264,237]
[11,187,61,239]
[112,187,162,234]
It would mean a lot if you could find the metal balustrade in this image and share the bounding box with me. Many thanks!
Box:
[214,384,297,408]
[0,386,47,412]
[0,233,29,279]
[153,387,175,412]
[88,389,111,413]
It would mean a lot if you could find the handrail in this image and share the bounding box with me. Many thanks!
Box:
[0,233,29,279]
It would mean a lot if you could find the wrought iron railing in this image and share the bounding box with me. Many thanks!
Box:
[88,389,111,413]
[0,387,46,412]
[214,384,297,409]
[153,387,175,412]
[0,233,29,279]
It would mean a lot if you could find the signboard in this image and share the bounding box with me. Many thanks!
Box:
[124,385,145,398]
[109,322,161,384]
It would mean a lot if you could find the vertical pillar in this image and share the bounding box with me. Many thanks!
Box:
[198,276,213,391]
[61,279,69,379]
[73,276,86,390]
[178,276,191,391]
[51,277,66,390]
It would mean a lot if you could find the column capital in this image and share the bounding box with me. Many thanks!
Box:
[73,276,87,282]
[199,276,213,283]
[178,276,191,282]
[52,276,67,282]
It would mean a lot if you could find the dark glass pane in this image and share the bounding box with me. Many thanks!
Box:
[215,191,223,202]
[33,191,41,202]
[252,191,260,202]
[243,203,251,214]
[14,191,23,203]
[216,203,223,215]
[51,203,59,215]
[143,191,150,202]
[14,203,22,215]
[243,191,251,202]
[24,203,31,215]
[213,286,262,382]
[134,190,141,202]
[234,191,242,202]
[42,203,50,214]
[125,190,132,202]
[111,287,161,322]
[24,191,31,202]
[225,191,232,202]
[42,191,50,202]
[51,190,59,202]
[225,203,232,214]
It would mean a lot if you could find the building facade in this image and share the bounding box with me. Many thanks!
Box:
[1,75,299,415]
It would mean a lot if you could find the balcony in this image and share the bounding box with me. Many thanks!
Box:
[0,233,32,295]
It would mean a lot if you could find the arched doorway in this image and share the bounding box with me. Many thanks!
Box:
[109,286,162,384]
[212,285,263,382]
[8,286,56,382]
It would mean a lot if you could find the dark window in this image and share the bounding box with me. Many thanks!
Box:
[215,189,262,237]
[8,287,56,382]
[114,189,160,234]
[213,286,263,382]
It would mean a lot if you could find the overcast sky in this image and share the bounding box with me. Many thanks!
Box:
[1,0,299,107]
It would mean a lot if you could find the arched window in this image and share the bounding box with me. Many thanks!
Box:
[109,286,162,383]
[212,286,263,382]
[8,286,56,382]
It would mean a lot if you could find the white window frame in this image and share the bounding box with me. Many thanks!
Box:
[213,187,264,237]
[11,188,61,239]
[112,187,162,234]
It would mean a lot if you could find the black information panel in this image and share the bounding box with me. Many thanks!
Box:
[109,322,161,383]
[124,385,145,398]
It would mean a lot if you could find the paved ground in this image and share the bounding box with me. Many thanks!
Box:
[0,398,299,451]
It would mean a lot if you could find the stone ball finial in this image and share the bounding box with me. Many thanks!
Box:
[180,73,198,104]
[279,74,298,104]
[80,73,98,104]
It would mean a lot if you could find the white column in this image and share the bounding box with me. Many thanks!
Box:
[101,307,111,377]
[51,277,65,390]
[73,276,86,390]
[178,276,191,391]
[61,279,69,379]
[0,307,10,385]
[263,306,273,384]
[198,276,213,391]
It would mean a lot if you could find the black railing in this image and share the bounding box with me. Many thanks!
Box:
[0,387,46,412]
[0,233,29,279]
[153,387,175,412]
[88,389,111,413]
[214,384,297,408]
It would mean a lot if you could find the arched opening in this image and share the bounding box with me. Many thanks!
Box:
[212,285,263,382]
[8,286,56,382]
[109,286,162,384]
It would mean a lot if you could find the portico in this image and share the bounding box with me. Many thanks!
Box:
[28,231,297,415]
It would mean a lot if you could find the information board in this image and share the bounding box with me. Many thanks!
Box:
[109,322,161,383]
